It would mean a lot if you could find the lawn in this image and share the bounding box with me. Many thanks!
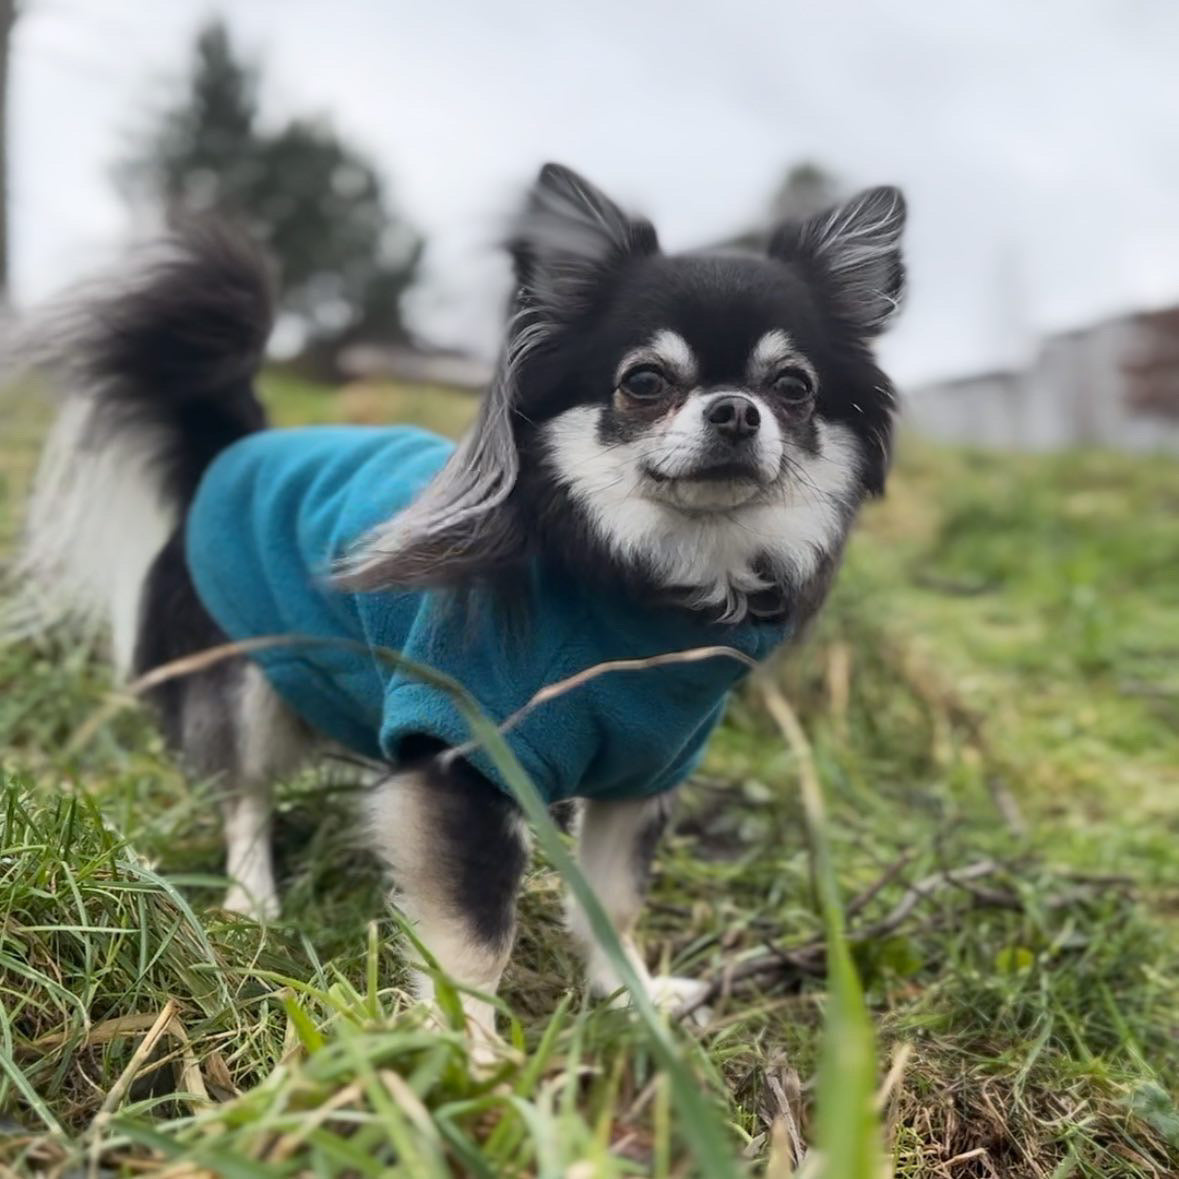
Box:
[1,374,1177,1177]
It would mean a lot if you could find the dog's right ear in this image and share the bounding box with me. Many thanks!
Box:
[510,163,659,326]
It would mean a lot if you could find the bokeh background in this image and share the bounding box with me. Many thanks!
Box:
[9,0,1179,442]
[1,4,1178,1178]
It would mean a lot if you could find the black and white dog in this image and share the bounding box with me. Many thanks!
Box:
[7,164,905,1041]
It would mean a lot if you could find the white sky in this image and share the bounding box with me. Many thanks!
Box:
[11,0,1179,383]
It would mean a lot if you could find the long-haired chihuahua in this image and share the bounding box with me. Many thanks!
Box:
[6,163,906,1044]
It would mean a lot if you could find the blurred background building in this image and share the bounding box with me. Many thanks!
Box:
[910,307,1179,451]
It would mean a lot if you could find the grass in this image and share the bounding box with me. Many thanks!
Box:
[1,372,1178,1176]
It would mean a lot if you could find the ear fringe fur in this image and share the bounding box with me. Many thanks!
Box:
[339,163,657,593]
[335,308,545,591]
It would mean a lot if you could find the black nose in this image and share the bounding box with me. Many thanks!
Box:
[706,395,760,441]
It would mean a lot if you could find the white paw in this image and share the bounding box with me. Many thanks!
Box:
[221,885,279,922]
[413,976,515,1075]
[466,1023,509,1075]
[646,975,714,1025]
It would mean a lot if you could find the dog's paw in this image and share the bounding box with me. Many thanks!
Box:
[221,885,279,922]
[589,968,714,1024]
[646,975,713,1025]
[416,996,519,1080]
[465,1023,521,1078]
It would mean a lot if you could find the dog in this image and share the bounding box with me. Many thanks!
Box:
[5,163,906,1044]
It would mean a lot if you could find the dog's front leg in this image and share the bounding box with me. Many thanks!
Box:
[367,752,528,1053]
[567,793,709,1015]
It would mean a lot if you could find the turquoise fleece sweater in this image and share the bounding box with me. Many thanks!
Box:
[186,426,791,803]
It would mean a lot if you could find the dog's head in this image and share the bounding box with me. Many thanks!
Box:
[345,164,906,622]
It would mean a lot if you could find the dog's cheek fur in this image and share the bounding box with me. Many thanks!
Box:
[806,347,898,496]
[524,404,865,622]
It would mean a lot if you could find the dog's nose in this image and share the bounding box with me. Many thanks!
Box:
[706,395,760,442]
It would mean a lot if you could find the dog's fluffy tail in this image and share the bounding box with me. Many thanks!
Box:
[2,225,273,675]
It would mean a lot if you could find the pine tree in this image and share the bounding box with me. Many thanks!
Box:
[121,19,422,368]
[767,162,841,223]
[720,161,843,252]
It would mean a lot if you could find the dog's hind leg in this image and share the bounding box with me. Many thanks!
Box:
[568,792,710,1016]
[175,662,308,920]
[202,669,294,914]
[217,665,310,918]
[367,746,529,1054]
[137,534,310,921]
[161,653,309,921]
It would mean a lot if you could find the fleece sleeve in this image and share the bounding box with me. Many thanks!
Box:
[374,599,601,805]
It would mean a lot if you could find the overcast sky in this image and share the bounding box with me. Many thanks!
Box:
[11,0,1179,383]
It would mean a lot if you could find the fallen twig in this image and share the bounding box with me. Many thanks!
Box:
[679,850,1127,1021]
[69,633,755,758]
[846,851,915,919]
[854,859,1001,941]
[677,858,1006,1019]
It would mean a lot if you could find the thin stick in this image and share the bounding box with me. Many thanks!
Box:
[679,858,1014,1019]
[944,1147,989,1167]
[90,999,177,1125]
[846,851,914,919]
[69,633,755,758]
[854,859,1000,941]
[88,999,178,1177]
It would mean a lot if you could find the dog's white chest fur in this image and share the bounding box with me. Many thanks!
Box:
[543,406,862,620]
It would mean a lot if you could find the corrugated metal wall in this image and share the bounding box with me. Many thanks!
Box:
[906,311,1179,451]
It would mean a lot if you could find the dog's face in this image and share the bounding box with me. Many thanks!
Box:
[347,165,906,623]
[509,167,904,619]
[540,243,891,513]
[549,260,827,513]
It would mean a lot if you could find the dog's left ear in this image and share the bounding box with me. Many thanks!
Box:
[336,165,659,594]
[510,163,659,325]
[769,186,906,336]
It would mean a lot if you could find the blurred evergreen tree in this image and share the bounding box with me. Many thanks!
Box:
[767,162,842,223]
[120,20,422,372]
[724,161,844,251]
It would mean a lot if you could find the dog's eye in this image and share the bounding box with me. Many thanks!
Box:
[771,367,814,401]
[619,366,668,400]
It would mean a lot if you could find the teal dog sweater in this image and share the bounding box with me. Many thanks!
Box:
[186,426,791,803]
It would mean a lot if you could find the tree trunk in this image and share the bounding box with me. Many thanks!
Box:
[0,0,14,305]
